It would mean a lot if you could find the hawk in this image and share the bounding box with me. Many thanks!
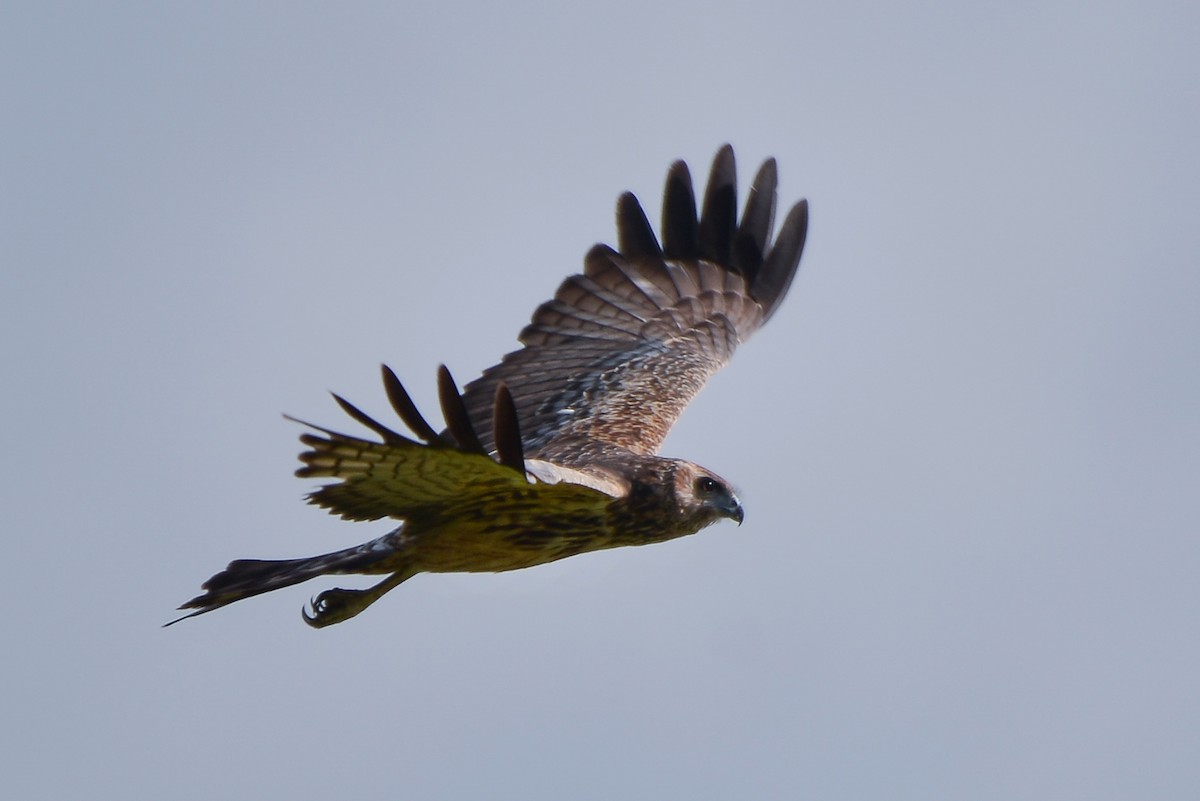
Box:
[170,145,808,627]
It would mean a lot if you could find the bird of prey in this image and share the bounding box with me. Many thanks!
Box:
[170,145,808,628]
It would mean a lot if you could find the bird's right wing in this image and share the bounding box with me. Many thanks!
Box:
[459,146,808,462]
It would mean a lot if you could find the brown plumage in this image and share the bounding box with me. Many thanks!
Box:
[169,145,808,628]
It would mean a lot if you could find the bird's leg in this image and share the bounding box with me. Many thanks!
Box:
[302,569,414,628]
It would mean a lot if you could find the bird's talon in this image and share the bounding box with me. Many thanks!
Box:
[302,587,364,628]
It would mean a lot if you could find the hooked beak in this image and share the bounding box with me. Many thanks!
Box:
[719,495,745,526]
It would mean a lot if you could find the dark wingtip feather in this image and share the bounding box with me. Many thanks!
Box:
[437,365,486,455]
[491,383,526,473]
[754,199,809,322]
[733,158,779,277]
[617,192,662,260]
[699,145,737,267]
[381,364,440,443]
[584,242,623,273]
[330,392,408,444]
[661,160,699,260]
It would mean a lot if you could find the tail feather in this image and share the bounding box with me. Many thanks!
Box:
[166,537,398,626]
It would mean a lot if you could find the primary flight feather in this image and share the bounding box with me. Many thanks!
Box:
[170,145,808,627]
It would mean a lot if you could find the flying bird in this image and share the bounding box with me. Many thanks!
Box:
[170,145,808,627]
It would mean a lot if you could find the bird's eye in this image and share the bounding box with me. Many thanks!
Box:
[694,476,720,495]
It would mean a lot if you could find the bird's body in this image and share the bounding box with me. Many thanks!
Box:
[171,145,808,627]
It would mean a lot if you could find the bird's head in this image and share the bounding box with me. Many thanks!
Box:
[672,461,744,528]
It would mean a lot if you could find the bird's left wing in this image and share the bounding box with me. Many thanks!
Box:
[293,365,619,523]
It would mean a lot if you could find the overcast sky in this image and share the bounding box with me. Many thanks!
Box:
[3,2,1198,800]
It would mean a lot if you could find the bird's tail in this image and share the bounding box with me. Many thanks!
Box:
[167,534,406,627]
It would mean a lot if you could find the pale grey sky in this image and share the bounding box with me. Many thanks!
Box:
[3,2,1198,800]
